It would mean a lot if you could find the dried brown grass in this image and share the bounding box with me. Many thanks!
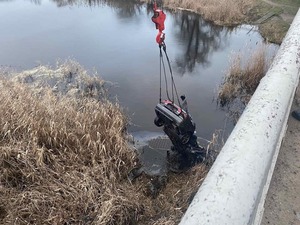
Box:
[11,59,108,100]
[142,0,256,25]
[218,45,272,119]
[134,164,207,225]
[0,61,218,224]
[0,76,143,224]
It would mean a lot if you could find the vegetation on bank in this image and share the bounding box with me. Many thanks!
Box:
[0,62,140,224]
[0,61,218,225]
[246,0,298,43]
[217,46,273,121]
[142,0,300,44]
[142,0,255,25]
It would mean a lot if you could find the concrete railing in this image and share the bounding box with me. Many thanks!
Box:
[179,9,300,225]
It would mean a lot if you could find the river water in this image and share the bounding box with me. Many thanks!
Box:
[0,0,278,142]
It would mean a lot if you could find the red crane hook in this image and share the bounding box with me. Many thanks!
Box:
[151,1,166,46]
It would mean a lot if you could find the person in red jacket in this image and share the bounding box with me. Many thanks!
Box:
[151,2,166,46]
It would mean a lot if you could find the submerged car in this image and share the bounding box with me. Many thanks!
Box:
[154,100,196,145]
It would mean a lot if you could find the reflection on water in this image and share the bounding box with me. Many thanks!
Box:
[100,0,143,18]
[29,0,143,12]
[0,0,278,141]
[173,13,229,75]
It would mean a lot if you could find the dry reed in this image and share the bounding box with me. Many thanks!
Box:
[142,0,256,25]
[0,61,143,224]
[217,45,272,120]
[0,61,219,224]
[0,76,144,224]
[132,163,208,225]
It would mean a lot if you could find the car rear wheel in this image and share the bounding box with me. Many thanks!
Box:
[154,117,164,127]
[180,133,191,144]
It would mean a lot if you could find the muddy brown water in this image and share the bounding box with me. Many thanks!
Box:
[0,0,278,174]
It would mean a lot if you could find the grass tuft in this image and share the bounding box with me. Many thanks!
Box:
[217,45,273,121]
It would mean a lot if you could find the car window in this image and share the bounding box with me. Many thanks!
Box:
[166,104,181,116]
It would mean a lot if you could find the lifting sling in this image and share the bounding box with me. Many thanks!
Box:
[151,1,181,108]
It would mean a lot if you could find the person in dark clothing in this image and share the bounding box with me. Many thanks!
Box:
[292,110,300,121]
[180,95,188,113]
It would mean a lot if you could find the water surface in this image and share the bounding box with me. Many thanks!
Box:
[0,0,278,141]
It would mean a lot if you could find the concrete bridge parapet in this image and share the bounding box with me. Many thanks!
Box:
[179,8,300,225]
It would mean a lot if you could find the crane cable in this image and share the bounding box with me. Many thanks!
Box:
[159,43,181,107]
[152,0,181,107]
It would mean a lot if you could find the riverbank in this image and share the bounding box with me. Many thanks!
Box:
[0,61,217,225]
[0,61,141,224]
[143,0,300,44]
[250,0,299,44]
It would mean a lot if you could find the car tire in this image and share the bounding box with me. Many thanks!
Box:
[154,117,164,127]
[180,133,190,144]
